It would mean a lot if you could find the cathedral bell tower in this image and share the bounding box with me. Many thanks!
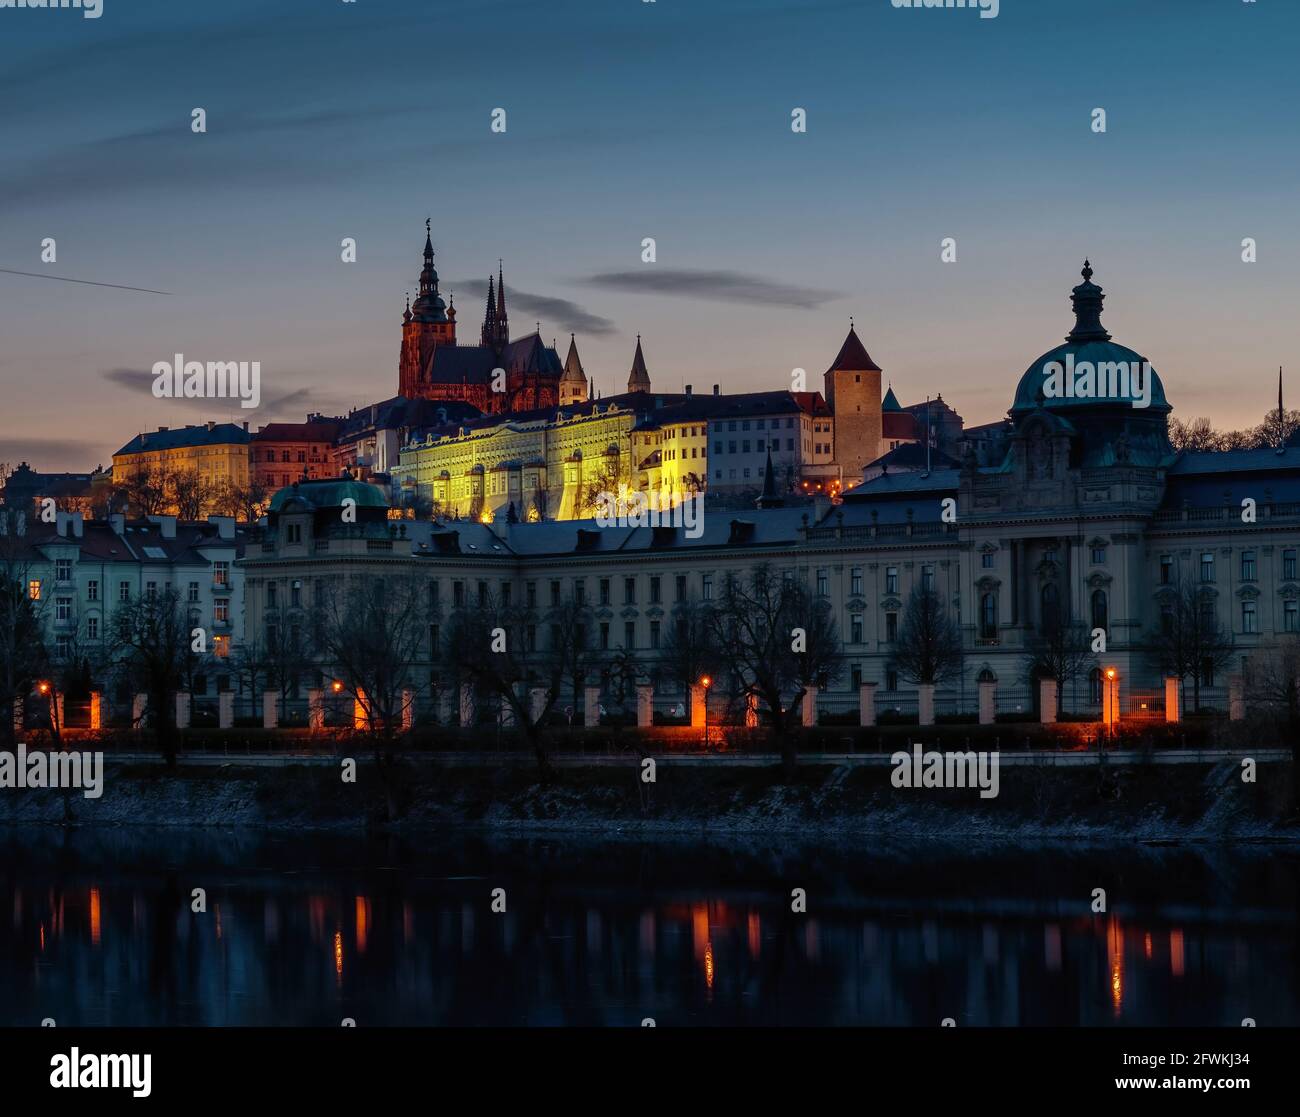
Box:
[399,220,457,399]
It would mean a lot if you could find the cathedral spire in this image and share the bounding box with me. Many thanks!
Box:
[627,334,651,394]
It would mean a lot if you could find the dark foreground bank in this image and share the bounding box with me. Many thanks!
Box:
[0,755,1297,839]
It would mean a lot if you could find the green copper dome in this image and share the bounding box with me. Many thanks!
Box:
[268,477,389,513]
[1011,262,1170,415]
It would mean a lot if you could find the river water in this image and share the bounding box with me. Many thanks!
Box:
[1,828,1296,1026]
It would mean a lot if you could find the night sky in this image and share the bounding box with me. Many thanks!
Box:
[2,0,1297,469]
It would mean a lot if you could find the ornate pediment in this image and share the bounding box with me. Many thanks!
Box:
[1087,536,1109,549]
[979,541,999,554]
[619,606,640,619]
[1087,571,1113,588]
[975,575,1001,592]
[1236,585,1261,600]
[1278,583,1300,601]
[846,597,867,611]
[880,597,903,611]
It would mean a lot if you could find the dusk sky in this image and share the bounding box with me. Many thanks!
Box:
[2,0,1298,471]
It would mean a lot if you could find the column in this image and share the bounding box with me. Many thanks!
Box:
[917,683,935,727]
[978,679,996,725]
[401,688,415,731]
[1164,676,1181,724]
[1228,675,1245,721]
[859,682,877,727]
[353,690,369,731]
[744,691,758,729]
[1102,671,1120,732]
[218,692,234,729]
[584,685,601,728]
[801,685,819,728]
[689,685,706,729]
[636,684,654,728]
[530,687,549,725]
[308,687,324,731]
[175,692,191,730]
[132,693,147,727]
[89,691,103,731]
[459,683,474,728]
[1039,678,1058,725]
[263,691,279,729]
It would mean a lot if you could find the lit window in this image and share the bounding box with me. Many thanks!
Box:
[28,580,40,601]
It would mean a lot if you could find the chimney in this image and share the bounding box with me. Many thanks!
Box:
[242,420,249,432]
[712,384,720,396]
[148,514,178,538]
[158,425,168,432]
[109,513,125,536]
[685,384,692,397]
[207,514,236,540]
[207,420,216,432]
[56,511,84,539]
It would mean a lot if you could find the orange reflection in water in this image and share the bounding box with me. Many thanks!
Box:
[89,888,101,947]
[1170,929,1185,977]
[355,897,369,954]
[747,911,761,959]
[333,930,344,982]
[1144,932,1153,960]
[1107,917,1124,1019]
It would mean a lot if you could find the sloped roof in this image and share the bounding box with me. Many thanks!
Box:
[826,325,882,373]
[115,423,250,457]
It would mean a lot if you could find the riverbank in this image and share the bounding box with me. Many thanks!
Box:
[1,754,1297,840]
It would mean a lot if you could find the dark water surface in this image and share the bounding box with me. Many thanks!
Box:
[2,827,1297,1027]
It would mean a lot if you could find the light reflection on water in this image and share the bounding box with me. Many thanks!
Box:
[1,828,1297,1027]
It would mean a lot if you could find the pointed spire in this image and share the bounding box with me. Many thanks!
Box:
[1066,258,1111,343]
[410,222,446,322]
[497,259,507,324]
[756,446,783,508]
[628,334,651,393]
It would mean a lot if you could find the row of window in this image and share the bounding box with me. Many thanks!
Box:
[31,563,231,604]
[1160,549,1299,584]
[713,438,798,456]
[712,418,797,433]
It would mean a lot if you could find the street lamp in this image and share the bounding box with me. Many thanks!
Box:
[699,675,712,750]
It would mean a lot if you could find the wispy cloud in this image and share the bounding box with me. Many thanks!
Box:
[579,268,835,310]
[454,279,616,337]
[100,368,314,417]
[0,437,110,468]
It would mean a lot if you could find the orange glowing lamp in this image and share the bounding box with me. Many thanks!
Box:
[331,680,344,694]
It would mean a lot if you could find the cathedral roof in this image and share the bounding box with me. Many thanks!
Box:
[827,324,882,373]
[422,334,563,385]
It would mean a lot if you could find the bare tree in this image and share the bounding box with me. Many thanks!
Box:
[1244,636,1300,809]
[169,469,215,520]
[1151,577,1235,712]
[659,597,723,698]
[708,564,841,775]
[443,591,581,778]
[0,510,50,744]
[313,572,428,747]
[215,476,271,523]
[1022,617,1094,713]
[108,585,192,764]
[117,467,169,516]
[891,585,964,687]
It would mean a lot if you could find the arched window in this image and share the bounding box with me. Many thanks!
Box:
[1089,667,1103,705]
[980,593,997,639]
[1040,583,1060,633]
[1091,589,1108,631]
